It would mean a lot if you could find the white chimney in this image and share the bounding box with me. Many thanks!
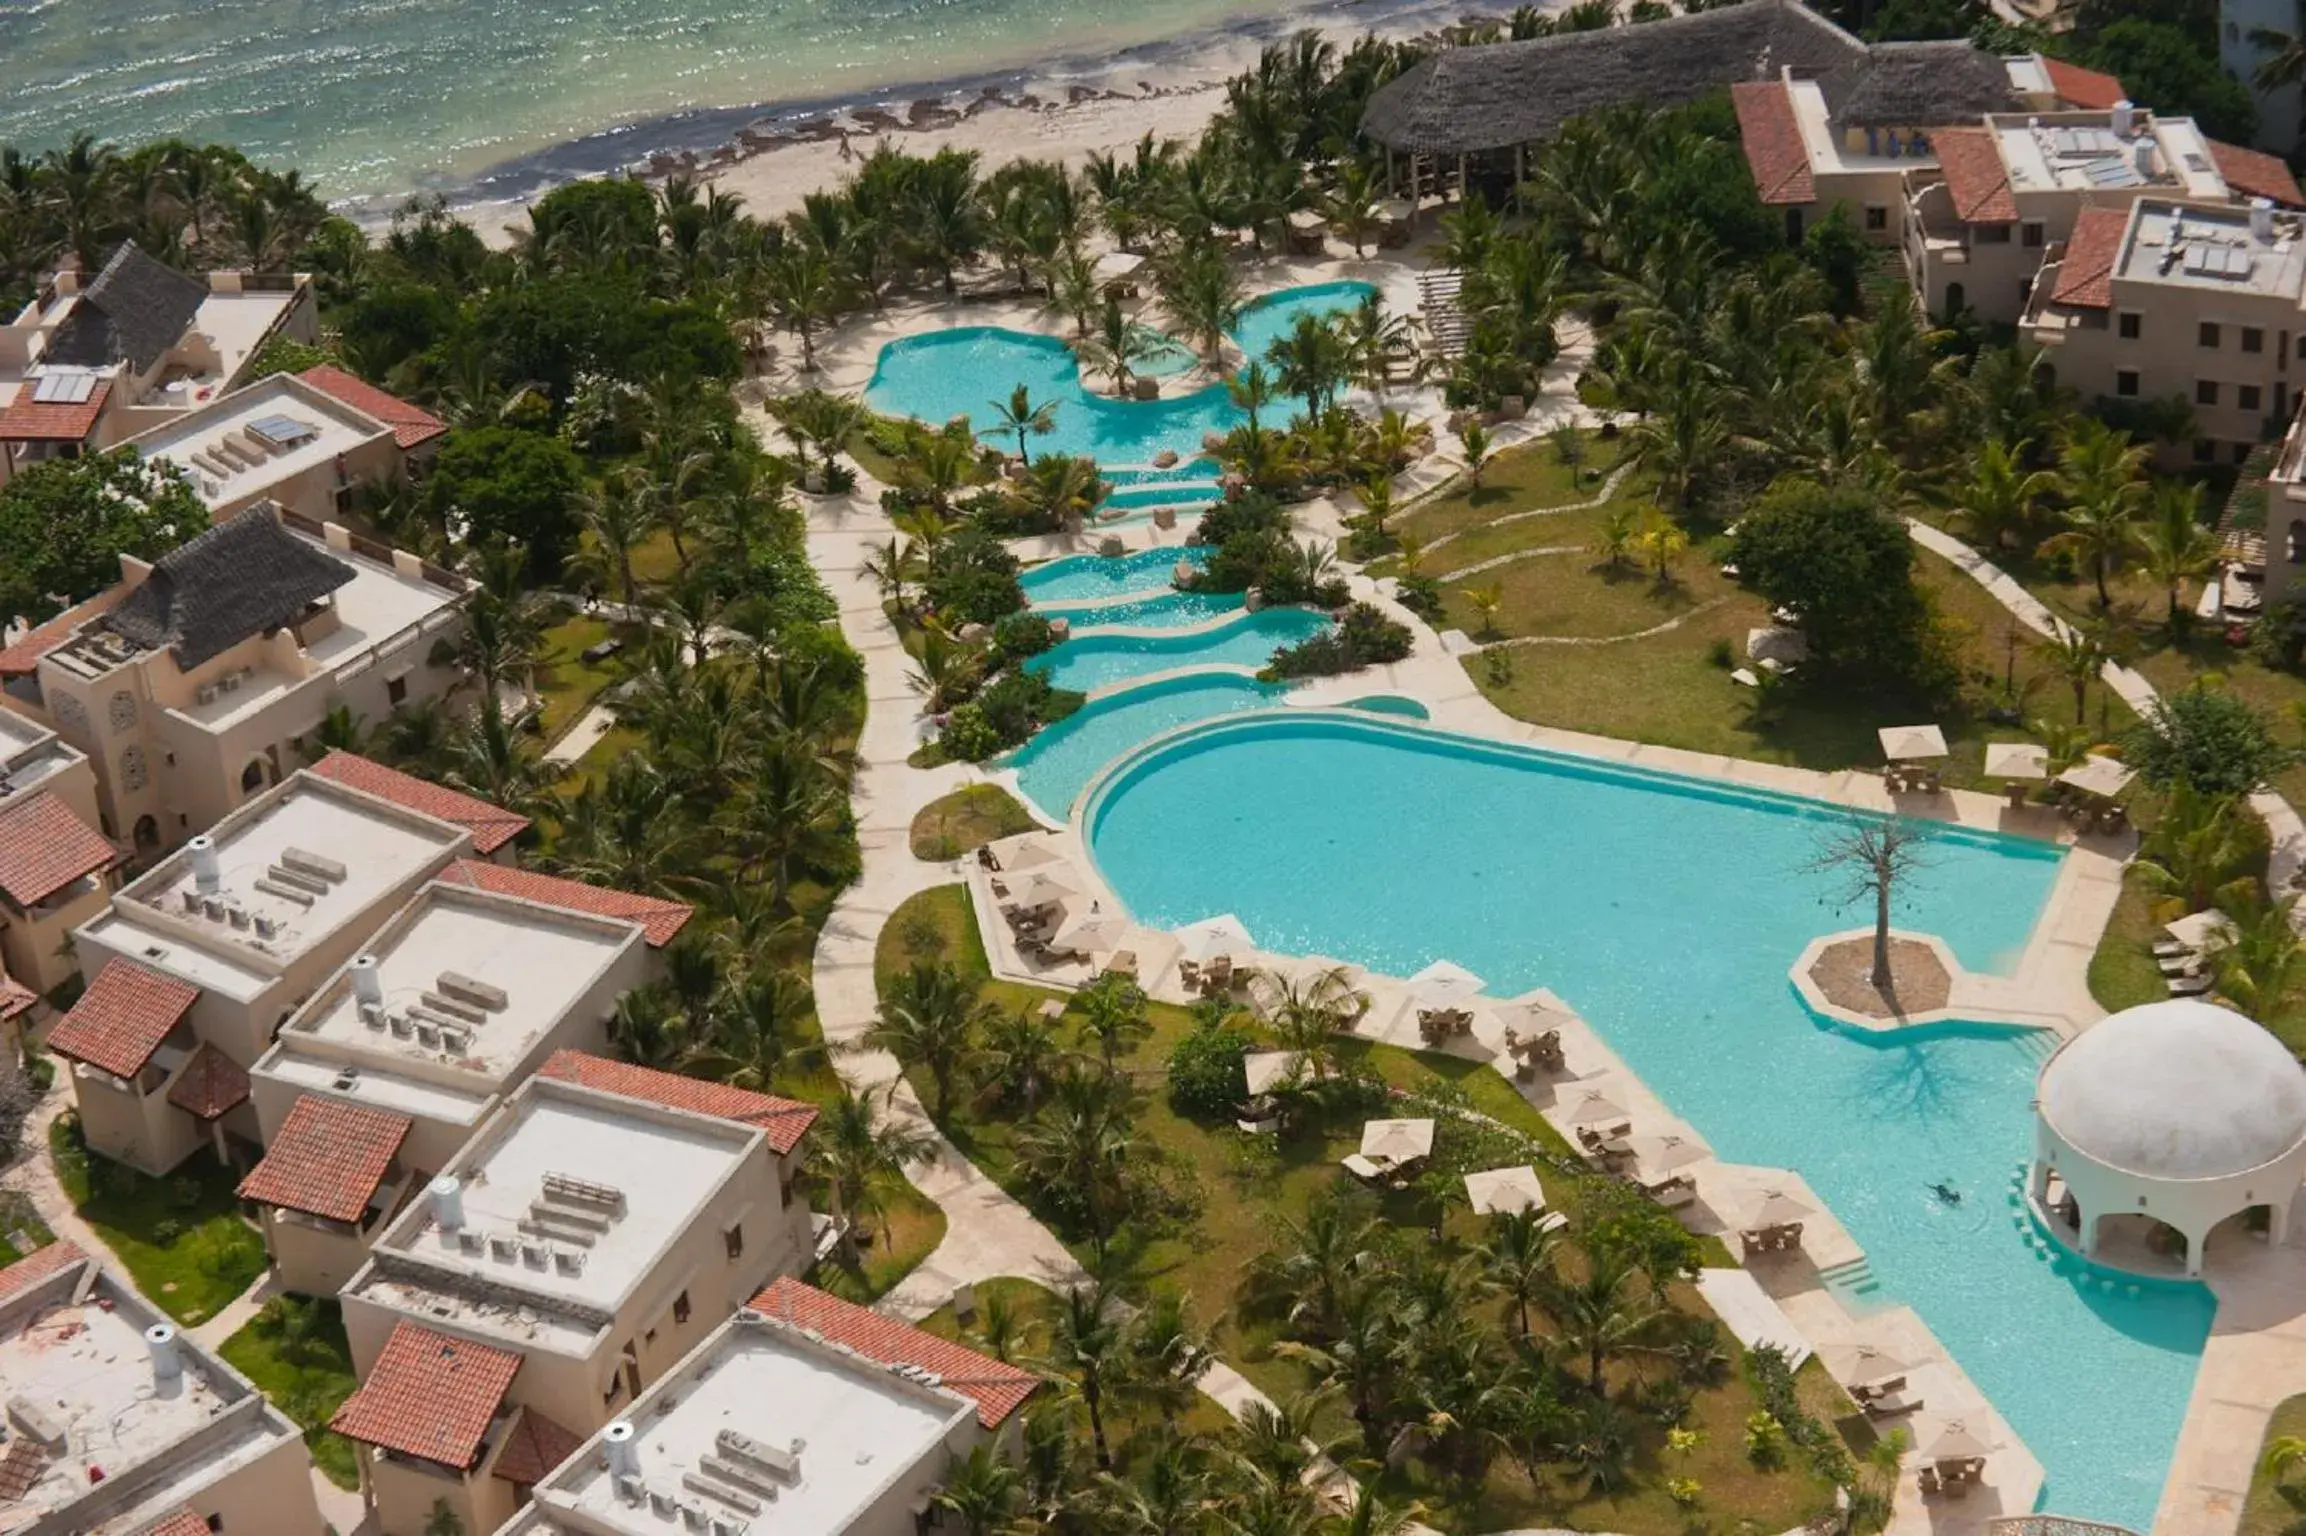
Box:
[2134,139,2157,179]
[144,1322,182,1383]
[603,1419,641,1479]
[187,835,220,894]
[2111,99,2134,137]
[429,1174,464,1230]
[350,954,384,1007]
[2253,196,2276,242]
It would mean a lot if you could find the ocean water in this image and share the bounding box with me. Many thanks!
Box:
[1084,712,2212,1529]
[0,0,1384,202]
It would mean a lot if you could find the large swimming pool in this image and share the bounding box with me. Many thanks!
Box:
[1025,608,1331,694]
[1020,546,1208,603]
[1040,589,1245,632]
[1005,672,1292,819]
[1082,711,2213,1529]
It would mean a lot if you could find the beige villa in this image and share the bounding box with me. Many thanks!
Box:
[0,707,118,1005]
[0,1240,325,1535]
[491,1279,1041,1536]
[331,1068,818,1536]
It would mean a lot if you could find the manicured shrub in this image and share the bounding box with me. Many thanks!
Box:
[1166,1017,1254,1120]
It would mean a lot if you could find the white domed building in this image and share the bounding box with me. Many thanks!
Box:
[2029,999,2306,1276]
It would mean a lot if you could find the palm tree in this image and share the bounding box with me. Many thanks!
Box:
[906,625,986,712]
[1271,1279,1399,1455]
[2213,893,2304,1015]
[1622,375,1730,511]
[1039,1282,1132,1470]
[1462,582,1504,639]
[1013,1062,1142,1260]
[1458,420,1494,489]
[737,744,849,909]
[867,960,985,1116]
[1076,297,1164,396]
[815,1081,934,1271]
[1226,362,1278,434]
[2137,780,2257,917]
[1477,1207,1564,1340]
[2047,418,2150,606]
[1590,504,1637,574]
[1539,1252,1671,1397]
[1014,453,1109,534]
[2250,10,2306,146]
[1124,1290,1213,1427]
[857,537,921,609]
[304,704,372,762]
[932,1444,1021,1536]
[2034,625,2107,725]
[909,150,987,296]
[1070,973,1151,1067]
[1946,437,2057,553]
[1632,505,1689,585]
[1322,160,1384,257]
[989,384,1058,464]
[764,245,842,368]
[974,1004,1064,1111]
[572,471,655,611]
[2138,480,2221,632]
[1238,1190,1379,1341]
[1159,247,1245,364]
[1265,313,1351,422]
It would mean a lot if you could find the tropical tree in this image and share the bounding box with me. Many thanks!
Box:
[1077,297,1164,395]
[1478,1206,1565,1340]
[2213,893,2305,1015]
[1462,582,1505,639]
[1070,973,1152,1068]
[868,960,987,1116]
[1322,160,1384,256]
[1590,503,1638,574]
[2034,624,2107,725]
[2138,479,2221,631]
[931,1445,1021,1536]
[1013,1062,1144,1260]
[1458,419,1494,489]
[1039,1281,1130,1469]
[989,383,1058,464]
[2045,418,2150,606]
[1632,505,1688,585]
[1538,1252,1672,1397]
[815,1081,934,1270]
[1946,437,2057,553]
[1266,313,1351,421]
[2136,780,2258,917]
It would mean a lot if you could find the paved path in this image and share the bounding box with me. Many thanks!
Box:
[542,697,618,766]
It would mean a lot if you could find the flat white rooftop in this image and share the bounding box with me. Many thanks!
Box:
[0,708,53,759]
[0,709,81,797]
[528,1316,968,1536]
[257,1043,495,1126]
[106,775,464,973]
[1990,112,2224,200]
[2117,200,2306,299]
[1789,77,1938,177]
[129,374,387,513]
[285,885,639,1083]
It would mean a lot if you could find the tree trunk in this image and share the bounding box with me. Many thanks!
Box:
[1873,881,1893,990]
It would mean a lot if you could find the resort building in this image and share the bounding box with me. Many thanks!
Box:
[306,749,533,863]
[332,1070,818,1536]
[240,883,666,1294]
[46,769,473,1172]
[120,369,445,524]
[0,244,316,483]
[0,709,117,1003]
[491,1278,1040,1536]
[0,1241,325,1536]
[0,501,469,847]
[2025,196,2306,464]
[2030,999,2306,1275]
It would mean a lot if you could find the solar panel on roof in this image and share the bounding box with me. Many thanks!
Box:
[247,414,319,448]
[2083,157,2145,188]
[30,373,96,404]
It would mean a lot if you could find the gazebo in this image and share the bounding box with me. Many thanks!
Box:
[2030,1000,2306,1274]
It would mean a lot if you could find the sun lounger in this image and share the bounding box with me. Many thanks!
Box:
[1178,959,1202,989]
[2168,972,2215,996]
[1341,1154,1385,1182]
[1849,1374,1907,1402]
[2158,953,2203,975]
[1654,1182,1698,1210]
[976,846,1001,871]
[1862,1389,1923,1418]
[2152,939,2193,958]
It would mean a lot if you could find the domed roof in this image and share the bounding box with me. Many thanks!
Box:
[2039,1001,2306,1181]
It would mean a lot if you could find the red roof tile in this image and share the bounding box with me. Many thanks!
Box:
[2051,205,2131,309]
[438,859,692,948]
[0,379,110,443]
[1934,128,2018,224]
[309,752,530,854]
[0,790,114,908]
[1732,81,1813,206]
[0,1240,84,1304]
[2042,56,2126,111]
[46,960,199,1079]
[331,1321,522,1469]
[129,1510,211,1536]
[2210,139,2306,208]
[0,969,32,1020]
[747,1277,1040,1429]
[165,1042,250,1120]
[490,1403,583,1486]
[0,590,123,677]
[539,1050,818,1154]
[238,1094,411,1223]
[299,365,449,451]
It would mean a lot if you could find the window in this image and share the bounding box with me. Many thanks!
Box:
[2245,327,2266,354]
[2197,380,2221,406]
[2116,370,2140,397]
[2022,222,2044,248]
[1865,206,1888,231]
[1976,223,2012,244]
[2243,383,2265,411]
[643,1327,657,1345]
[240,759,266,793]
[724,1223,744,1259]
[385,673,408,705]
[2201,321,2222,348]
[2119,312,2142,340]
[673,1290,691,1324]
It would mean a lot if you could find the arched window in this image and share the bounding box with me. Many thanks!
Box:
[107,690,137,732]
[133,814,160,850]
[119,746,148,793]
[241,759,267,794]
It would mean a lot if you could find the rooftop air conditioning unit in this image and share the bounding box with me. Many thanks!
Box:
[332,1067,359,1091]
[455,1227,484,1254]
[219,673,241,695]
[181,890,204,914]
[388,1014,413,1039]
[195,684,218,705]
[553,1247,586,1275]
[414,1022,439,1048]
[253,914,279,939]
[200,896,227,923]
[614,1476,646,1507]
[488,1235,518,1262]
[440,1027,469,1054]
[519,1239,547,1267]
[359,1001,385,1028]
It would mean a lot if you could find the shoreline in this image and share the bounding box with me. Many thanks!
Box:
[350,0,1493,243]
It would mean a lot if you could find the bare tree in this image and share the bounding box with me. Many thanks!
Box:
[0,1057,35,1163]
[1809,816,1934,990]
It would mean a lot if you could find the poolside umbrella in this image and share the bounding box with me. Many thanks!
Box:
[1174,914,1254,964]
[1621,1133,1707,1178]
[1243,1051,1307,1096]
[2056,755,2136,799]
[1002,840,1065,871]
[1002,871,1078,911]
[2166,908,2238,952]
[1294,955,1366,990]
[1360,1118,1436,1165]
[1917,1418,1996,1463]
[1463,1165,1547,1216]
[1094,250,1145,283]
[1982,742,2048,780]
[1821,1341,1912,1384]
[1739,1187,1815,1229]
[1561,1085,1630,1127]
[1052,906,1130,953]
[1408,959,1486,1008]
[1877,724,1948,763]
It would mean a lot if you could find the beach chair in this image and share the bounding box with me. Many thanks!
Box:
[975,845,1001,871]
[1576,1125,1610,1155]
[1777,1221,1805,1251]
[1653,1181,1697,1211]
[1204,957,1234,995]
[1862,1388,1923,1418]
[2168,971,2216,996]
[1917,1466,1943,1497]
[2151,938,2194,958]
[1178,959,1202,990]
[1740,1228,1772,1259]
[2158,953,2203,976]
[1341,1154,1386,1183]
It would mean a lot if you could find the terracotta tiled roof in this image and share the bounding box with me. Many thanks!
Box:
[45,960,198,1079]
[2209,139,2306,208]
[490,1404,583,1486]
[0,379,110,443]
[310,752,530,854]
[331,1321,522,1469]
[0,590,124,677]
[539,1050,818,1154]
[0,790,115,908]
[299,365,449,451]
[1731,81,1813,205]
[2051,204,2131,308]
[165,1042,250,1120]
[129,1509,211,1536]
[0,969,32,1020]
[747,1277,1041,1429]
[238,1095,411,1223]
[1933,127,2018,223]
[0,1240,84,1304]
[2041,56,2126,110]
[438,859,692,948]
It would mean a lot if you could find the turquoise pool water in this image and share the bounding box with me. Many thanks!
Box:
[1020,546,1208,603]
[1233,279,1379,366]
[1005,673,1291,818]
[1042,590,1245,631]
[1025,608,1331,694]
[1082,713,2210,1529]
[1341,695,1431,719]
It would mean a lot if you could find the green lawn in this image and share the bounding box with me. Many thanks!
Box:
[2243,1392,2306,1535]
[909,784,1040,861]
[0,1189,53,1267]
[1397,436,1622,544]
[220,1298,362,1489]
[812,1180,948,1306]
[533,611,641,747]
[48,1116,266,1325]
[873,883,1838,1533]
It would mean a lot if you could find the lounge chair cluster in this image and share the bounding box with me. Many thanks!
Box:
[1503,1025,1565,1079]
[1180,955,1251,997]
[1343,1118,1437,1188]
[1415,1006,1475,1043]
[1739,1222,1805,1257]
[1885,764,1942,795]
[1574,1122,1632,1157]
[1917,1457,1987,1497]
[2154,930,2224,997]
[1851,1374,1923,1419]
[2053,791,2130,834]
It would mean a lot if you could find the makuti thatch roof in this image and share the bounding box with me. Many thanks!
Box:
[1836,39,2016,127]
